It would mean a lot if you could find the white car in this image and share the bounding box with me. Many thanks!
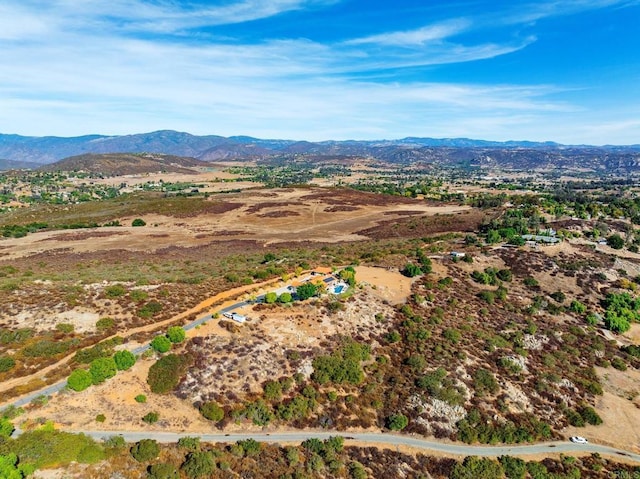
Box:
[570,436,588,444]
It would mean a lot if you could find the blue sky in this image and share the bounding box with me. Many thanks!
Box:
[1,0,639,144]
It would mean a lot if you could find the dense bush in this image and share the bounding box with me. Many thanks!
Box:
[312,340,370,385]
[296,282,318,300]
[451,456,504,479]
[138,301,163,318]
[142,412,159,424]
[166,326,186,344]
[150,335,172,354]
[132,218,147,227]
[386,413,409,431]
[401,263,422,277]
[199,401,224,422]
[181,451,216,478]
[113,350,136,371]
[148,463,179,479]
[9,429,104,468]
[104,284,126,298]
[147,354,192,394]
[67,369,93,392]
[0,418,14,438]
[0,453,35,478]
[130,439,159,462]
[89,357,118,385]
[0,356,15,373]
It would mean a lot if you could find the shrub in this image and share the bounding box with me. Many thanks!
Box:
[578,405,602,425]
[130,439,159,462]
[199,401,224,422]
[386,413,409,431]
[263,380,283,401]
[104,284,126,298]
[451,456,504,479]
[138,301,163,318]
[147,354,192,394]
[132,218,147,227]
[611,356,627,371]
[0,356,15,373]
[607,233,625,249]
[177,436,201,452]
[56,323,74,334]
[113,350,136,370]
[496,269,512,282]
[89,357,118,385]
[67,369,93,392]
[95,414,106,423]
[0,417,14,438]
[10,429,104,468]
[135,394,147,403]
[550,291,566,303]
[473,369,499,396]
[401,263,422,277]
[499,456,526,479]
[142,412,159,424]
[95,317,115,331]
[148,463,179,479]
[181,451,216,478]
[523,277,539,287]
[166,326,186,344]
[150,335,171,354]
[570,300,587,314]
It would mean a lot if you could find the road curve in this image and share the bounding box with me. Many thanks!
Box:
[63,429,640,463]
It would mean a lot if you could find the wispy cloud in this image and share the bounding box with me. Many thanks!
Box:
[345,19,470,46]
[0,0,638,143]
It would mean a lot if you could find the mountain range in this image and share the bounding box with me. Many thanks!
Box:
[1,130,640,173]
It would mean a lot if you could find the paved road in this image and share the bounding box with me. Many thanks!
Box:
[58,429,640,463]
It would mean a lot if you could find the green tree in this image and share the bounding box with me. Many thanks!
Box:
[401,263,422,277]
[132,218,146,227]
[166,326,186,344]
[130,439,160,462]
[296,282,318,300]
[386,413,409,431]
[199,401,224,422]
[499,456,526,479]
[89,357,118,385]
[67,368,93,392]
[278,292,293,303]
[264,292,277,304]
[150,335,171,353]
[113,350,136,370]
[607,233,625,249]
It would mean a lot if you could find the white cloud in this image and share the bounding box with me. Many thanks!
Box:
[345,19,470,46]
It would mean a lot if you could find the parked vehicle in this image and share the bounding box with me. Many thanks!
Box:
[570,436,588,444]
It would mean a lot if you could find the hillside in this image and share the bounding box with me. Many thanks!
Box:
[38,152,210,176]
[3,131,640,175]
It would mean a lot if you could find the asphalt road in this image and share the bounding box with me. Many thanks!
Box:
[60,429,640,462]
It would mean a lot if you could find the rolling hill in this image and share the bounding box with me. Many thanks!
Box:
[37,152,210,176]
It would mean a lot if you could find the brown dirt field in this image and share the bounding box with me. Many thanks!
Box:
[0,187,469,261]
